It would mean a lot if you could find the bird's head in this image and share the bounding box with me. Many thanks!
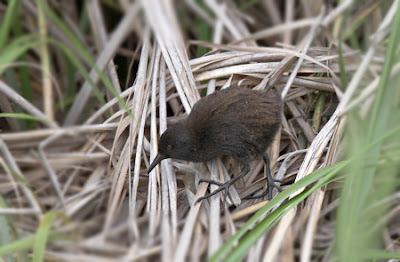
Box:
[148,121,197,173]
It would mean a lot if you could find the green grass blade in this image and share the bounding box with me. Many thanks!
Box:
[209,161,349,262]
[0,211,70,258]
[49,38,132,118]
[0,113,54,123]
[47,38,106,105]
[0,35,40,75]
[32,211,58,262]
[361,251,400,260]
[41,3,133,120]
[335,2,400,260]
[367,2,400,141]
[223,162,347,262]
[0,234,36,257]
[338,40,348,89]
[41,2,94,66]
[0,231,68,258]
[210,120,400,261]
[239,0,261,10]
[0,0,21,49]
[0,196,15,262]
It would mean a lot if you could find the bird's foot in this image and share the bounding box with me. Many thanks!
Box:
[195,165,250,205]
[195,178,234,205]
[245,177,283,200]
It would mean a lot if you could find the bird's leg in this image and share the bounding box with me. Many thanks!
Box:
[246,153,282,200]
[195,165,250,204]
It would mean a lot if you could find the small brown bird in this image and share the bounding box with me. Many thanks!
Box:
[148,85,282,203]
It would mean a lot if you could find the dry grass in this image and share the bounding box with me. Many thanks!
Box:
[0,1,399,261]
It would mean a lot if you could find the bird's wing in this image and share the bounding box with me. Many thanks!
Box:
[186,85,247,141]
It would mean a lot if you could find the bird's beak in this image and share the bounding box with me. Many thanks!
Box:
[148,153,167,174]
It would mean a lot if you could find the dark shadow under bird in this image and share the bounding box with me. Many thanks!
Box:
[148,84,282,203]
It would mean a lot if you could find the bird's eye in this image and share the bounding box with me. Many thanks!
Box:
[167,145,173,150]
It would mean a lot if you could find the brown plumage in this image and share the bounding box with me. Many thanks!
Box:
[148,85,282,203]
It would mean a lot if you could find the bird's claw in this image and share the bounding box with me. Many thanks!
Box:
[195,180,232,205]
[195,179,232,205]
[245,178,283,200]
